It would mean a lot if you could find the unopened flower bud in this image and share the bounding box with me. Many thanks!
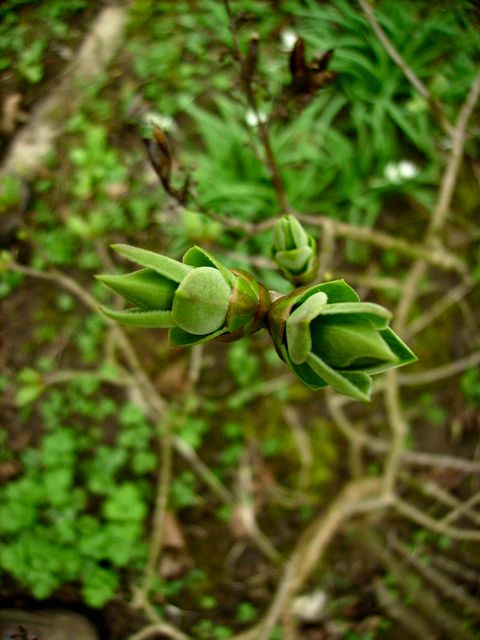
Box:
[267,279,416,401]
[97,244,271,346]
[272,215,318,284]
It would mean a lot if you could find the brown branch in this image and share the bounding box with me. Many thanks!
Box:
[378,71,480,503]
[128,621,191,640]
[42,368,132,387]
[362,529,476,640]
[222,0,289,213]
[296,213,465,274]
[326,389,365,478]
[230,479,383,640]
[401,474,480,529]
[317,216,336,277]
[399,450,480,474]
[383,372,408,496]
[357,0,454,136]
[394,497,480,542]
[398,350,480,386]
[134,417,174,607]
[327,395,480,473]
[9,262,233,505]
[404,279,474,339]
[430,70,480,235]
[188,205,464,274]
[433,555,480,586]
[388,533,480,617]
[442,491,480,527]
[373,578,433,639]
[395,69,480,332]
[283,406,314,487]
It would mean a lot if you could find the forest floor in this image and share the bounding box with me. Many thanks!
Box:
[1,1,480,639]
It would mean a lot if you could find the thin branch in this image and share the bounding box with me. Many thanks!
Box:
[373,579,433,640]
[380,72,480,516]
[358,0,454,136]
[230,479,383,640]
[326,389,364,478]
[388,533,480,617]
[187,344,203,387]
[398,350,480,386]
[222,0,289,212]
[442,491,480,527]
[224,374,293,407]
[430,69,480,235]
[223,249,402,291]
[235,453,283,564]
[399,450,480,474]
[433,555,480,586]
[327,396,480,473]
[317,217,336,276]
[296,213,465,274]
[383,372,408,495]
[283,405,314,488]
[190,206,464,274]
[338,271,401,291]
[42,368,132,387]
[134,417,174,606]
[394,497,480,542]
[128,621,191,640]
[404,279,474,339]
[402,475,480,528]
[395,69,480,332]
[10,261,233,505]
[362,529,477,640]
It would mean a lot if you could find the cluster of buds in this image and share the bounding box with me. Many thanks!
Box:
[272,214,318,285]
[98,217,415,401]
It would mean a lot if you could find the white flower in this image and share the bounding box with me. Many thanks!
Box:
[398,160,419,179]
[245,109,268,127]
[145,112,176,133]
[280,29,298,52]
[292,590,327,622]
[384,160,419,184]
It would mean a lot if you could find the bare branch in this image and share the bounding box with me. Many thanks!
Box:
[358,0,454,136]
[296,213,465,274]
[362,529,477,640]
[388,533,480,617]
[395,69,480,331]
[128,621,191,640]
[231,479,383,640]
[133,417,174,607]
[405,279,474,339]
[442,492,480,527]
[373,579,434,640]
[222,0,289,212]
[398,350,480,386]
[9,261,234,505]
[394,497,480,542]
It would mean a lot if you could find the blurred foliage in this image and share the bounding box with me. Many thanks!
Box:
[0,380,153,606]
[0,0,479,637]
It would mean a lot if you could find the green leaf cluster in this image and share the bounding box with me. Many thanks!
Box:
[0,383,155,606]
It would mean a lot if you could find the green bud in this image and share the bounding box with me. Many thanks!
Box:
[96,269,177,310]
[267,280,416,401]
[272,215,318,285]
[172,267,231,334]
[97,244,271,346]
[0,250,14,272]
